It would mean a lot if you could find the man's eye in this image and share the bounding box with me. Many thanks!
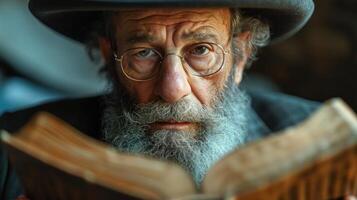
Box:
[189,45,211,56]
[135,49,157,59]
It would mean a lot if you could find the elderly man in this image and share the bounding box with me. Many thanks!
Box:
[0,0,329,199]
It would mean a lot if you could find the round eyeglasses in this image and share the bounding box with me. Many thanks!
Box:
[114,42,229,81]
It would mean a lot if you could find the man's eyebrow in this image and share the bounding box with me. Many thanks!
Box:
[126,34,157,43]
[181,32,219,43]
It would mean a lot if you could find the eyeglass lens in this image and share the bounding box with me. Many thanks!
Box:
[120,43,225,80]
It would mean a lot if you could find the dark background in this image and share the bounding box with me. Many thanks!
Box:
[250,0,357,111]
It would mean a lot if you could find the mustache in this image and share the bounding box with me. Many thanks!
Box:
[124,97,218,125]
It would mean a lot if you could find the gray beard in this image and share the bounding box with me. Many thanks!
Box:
[102,81,250,185]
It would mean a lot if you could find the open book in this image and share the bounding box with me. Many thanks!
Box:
[1,99,357,200]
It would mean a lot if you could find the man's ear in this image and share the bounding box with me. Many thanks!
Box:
[98,37,112,63]
[233,31,252,85]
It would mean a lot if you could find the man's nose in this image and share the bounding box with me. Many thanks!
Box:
[155,54,191,103]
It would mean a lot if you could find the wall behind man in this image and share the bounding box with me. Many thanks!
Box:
[250,0,357,111]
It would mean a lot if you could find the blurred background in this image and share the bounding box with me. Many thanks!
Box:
[249,0,357,111]
[0,0,356,115]
[0,0,106,114]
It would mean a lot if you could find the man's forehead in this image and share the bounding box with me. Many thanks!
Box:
[114,8,230,18]
[123,28,221,44]
[111,8,231,43]
[112,8,229,28]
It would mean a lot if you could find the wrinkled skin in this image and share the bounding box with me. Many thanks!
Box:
[99,8,249,133]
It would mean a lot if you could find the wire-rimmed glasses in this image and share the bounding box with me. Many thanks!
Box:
[114,42,229,81]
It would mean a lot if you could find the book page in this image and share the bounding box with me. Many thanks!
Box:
[202,98,357,199]
[1,112,197,199]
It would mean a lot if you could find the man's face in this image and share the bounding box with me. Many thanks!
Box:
[111,8,239,131]
[101,8,250,184]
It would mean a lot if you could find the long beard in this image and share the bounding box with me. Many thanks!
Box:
[102,78,250,184]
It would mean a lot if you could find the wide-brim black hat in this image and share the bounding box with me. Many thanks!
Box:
[28,0,314,44]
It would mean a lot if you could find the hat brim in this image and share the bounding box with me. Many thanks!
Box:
[28,0,314,44]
